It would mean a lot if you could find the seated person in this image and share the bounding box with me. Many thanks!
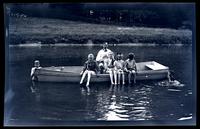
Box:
[104,52,115,84]
[96,42,113,73]
[113,53,125,85]
[80,53,99,87]
[124,53,137,84]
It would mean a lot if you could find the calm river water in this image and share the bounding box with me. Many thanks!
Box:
[4,45,196,126]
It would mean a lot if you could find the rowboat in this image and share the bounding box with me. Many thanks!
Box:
[32,61,170,83]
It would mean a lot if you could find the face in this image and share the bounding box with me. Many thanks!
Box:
[88,55,94,61]
[120,54,123,59]
[117,54,121,60]
[34,61,40,67]
[129,55,134,60]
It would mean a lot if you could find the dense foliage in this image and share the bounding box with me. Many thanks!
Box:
[8,3,194,29]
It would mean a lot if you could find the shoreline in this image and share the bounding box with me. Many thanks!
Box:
[9,17,192,46]
[8,43,192,48]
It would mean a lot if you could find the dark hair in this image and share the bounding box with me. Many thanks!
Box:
[128,53,135,60]
[116,52,121,55]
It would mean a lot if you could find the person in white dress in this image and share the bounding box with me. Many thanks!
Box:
[104,52,115,84]
[113,53,125,85]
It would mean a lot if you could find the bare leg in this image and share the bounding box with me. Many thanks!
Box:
[122,72,125,85]
[132,70,136,84]
[114,70,117,85]
[128,72,131,84]
[109,71,114,84]
[133,73,136,83]
[118,72,121,84]
[167,71,172,82]
[86,71,92,87]
[80,70,88,84]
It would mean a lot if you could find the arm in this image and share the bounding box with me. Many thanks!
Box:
[30,67,35,78]
[122,61,126,71]
[123,61,128,72]
[134,60,137,73]
[107,59,112,68]
[113,61,117,70]
[135,65,137,72]
[95,61,100,74]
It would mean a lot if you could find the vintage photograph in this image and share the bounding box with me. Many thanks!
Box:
[4,3,196,126]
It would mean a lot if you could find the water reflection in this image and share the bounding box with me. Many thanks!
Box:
[27,74,189,122]
[90,84,154,120]
[80,87,91,96]
[30,81,41,102]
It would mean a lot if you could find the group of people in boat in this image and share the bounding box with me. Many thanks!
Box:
[80,42,137,87]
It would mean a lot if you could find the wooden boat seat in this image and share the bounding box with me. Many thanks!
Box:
[145,61,168,70]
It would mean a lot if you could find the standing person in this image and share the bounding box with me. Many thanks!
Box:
[31,60,41,81]
[80,54,99,87]
[113,53,125,85]
[96,42,113,73]
[105,52,115,85]
[124,53,137,84]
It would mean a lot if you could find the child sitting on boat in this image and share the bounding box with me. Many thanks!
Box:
[31,60,41,81]
[104,52,115,85]
[124,53,137,84]
[80,53,99,87]
[113,53,125,85]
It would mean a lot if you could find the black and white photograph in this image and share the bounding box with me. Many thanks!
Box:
[4,3,196,126]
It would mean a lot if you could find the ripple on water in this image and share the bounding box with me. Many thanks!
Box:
[178,116,192,121]
[113,109,129,113]
[168,89,182,92]
[130,109,145,114]
[103,111,129,120]
[120,103,135,106]
[156,80,185,87]
[133,107,146,110]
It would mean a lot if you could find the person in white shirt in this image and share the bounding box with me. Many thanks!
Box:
[96,42,113,73]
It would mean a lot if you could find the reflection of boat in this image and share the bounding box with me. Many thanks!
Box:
[32,61,169,82]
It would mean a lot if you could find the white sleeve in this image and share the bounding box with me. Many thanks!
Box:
[108,49,113,53]
[96,50,102,61]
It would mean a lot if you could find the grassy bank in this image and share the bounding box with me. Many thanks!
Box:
[9,17,192,45]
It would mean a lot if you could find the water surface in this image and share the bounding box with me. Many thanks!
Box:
[5,45,195,126]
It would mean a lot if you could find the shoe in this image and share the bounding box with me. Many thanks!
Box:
[122,82,125,85]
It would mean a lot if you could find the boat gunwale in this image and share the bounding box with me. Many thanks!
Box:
[35,67,169,77]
